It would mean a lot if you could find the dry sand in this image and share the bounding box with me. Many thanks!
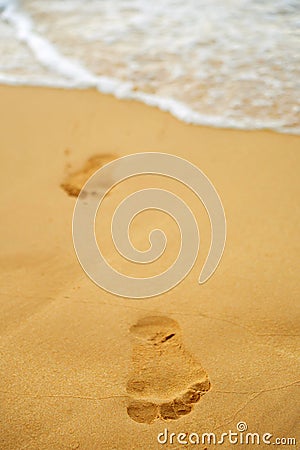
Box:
[0,85,299,449]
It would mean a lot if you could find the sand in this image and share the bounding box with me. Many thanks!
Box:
[0,84,299,449]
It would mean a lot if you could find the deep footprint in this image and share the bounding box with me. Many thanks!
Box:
[61,153,117,197]
[126,316,211,424]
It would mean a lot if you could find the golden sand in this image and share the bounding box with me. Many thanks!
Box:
[0,85,299,449]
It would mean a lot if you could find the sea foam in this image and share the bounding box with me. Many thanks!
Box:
[0,0,299,134]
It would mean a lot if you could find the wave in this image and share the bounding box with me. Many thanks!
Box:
[1,0,299,134]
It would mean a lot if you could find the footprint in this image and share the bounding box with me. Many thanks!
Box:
[61,153,117,197]
[126,316,211,424]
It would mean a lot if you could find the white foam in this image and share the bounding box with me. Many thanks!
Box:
[0,0,299,134]
[1,0,97,85]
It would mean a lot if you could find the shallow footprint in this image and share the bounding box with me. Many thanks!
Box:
[61,153,117,197]
[126,316,211,424]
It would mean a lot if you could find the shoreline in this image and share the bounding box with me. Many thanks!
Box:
[1,83,299,136]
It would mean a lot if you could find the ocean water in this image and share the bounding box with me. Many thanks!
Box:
[0,0,299,133]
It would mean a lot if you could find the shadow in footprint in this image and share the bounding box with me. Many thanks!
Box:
[61,153,117,197]
[126,316,211,424]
